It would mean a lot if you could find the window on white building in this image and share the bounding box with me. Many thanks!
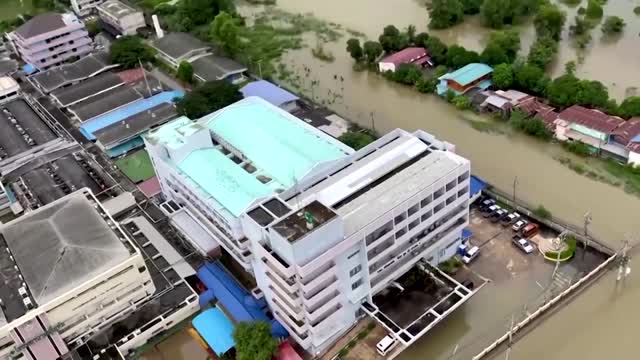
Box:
[349,265,362,277]
[408,203,419,216]
[394,212,406,225]
[351,278,363,290]
[347,250,360,259]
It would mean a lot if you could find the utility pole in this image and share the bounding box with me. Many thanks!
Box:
[505,314,515,360]
[512,176,519,206]
[617,238,631,281]
[370,111,376,133]
[450,344,459,360]
[583,211,592,261]
[257,60,263,79]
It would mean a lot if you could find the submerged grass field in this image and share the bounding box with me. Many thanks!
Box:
[115,150,155,183]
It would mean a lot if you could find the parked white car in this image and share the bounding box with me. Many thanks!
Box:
[377,335,398,356]
[512,236,534,254]
[512,219,528,232]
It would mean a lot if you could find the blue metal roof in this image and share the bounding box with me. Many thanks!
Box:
[80,90,184,141]
[23,64,37,75]
[462,228,472,239]
[192,307,235,356]
[470,175,487,197]
[197,262,289,337]
[240,80,299,107]
[438,63,493,86]
[631,134,640,143]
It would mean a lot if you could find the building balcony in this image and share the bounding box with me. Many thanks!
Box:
[259,244,294,279]
[310,303,342,329]
[303,280,338,308]
[271,298,306,327]
[300,264,337,293]
[269,285,302,316]
[265,270,298,296]
[305,287,340,315]
[273,309,309,346]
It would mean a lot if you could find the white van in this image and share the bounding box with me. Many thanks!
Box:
[376,335,398,356]
[461,245,480,264]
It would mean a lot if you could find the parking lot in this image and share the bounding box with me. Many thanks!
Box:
[399,200,609,360]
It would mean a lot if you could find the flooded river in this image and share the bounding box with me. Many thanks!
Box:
[154,0,640,358]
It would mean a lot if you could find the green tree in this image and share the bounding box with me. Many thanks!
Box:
[414,32,430,47]
[393,64,423,85]
[585,0,603,19]
[363,41,383,63]
[445,45,479,69]
[527,36,558,70]
[210,11,241,55]
[346,38,364,62]
[461,0,483,14]
[176,61,194,83]
[379,25,408,52]
[602,16,625,34]
[481,0,513,29]
[493,63,514,89]
[177,0,233,29]
[416,78,437,93]
[534,4,566,41]
[514,63,547,94]
[510,110,552,139]
[339,131,375,150]
[564,60,577,75]
[86,21,101,37]
[481,30,520,65]
[429,0,465,29]
[425,36,449,65]
[109,36,155,69]
[546,73,581,108]
[406,25,417,44]
[176,81,243,118]
[233,321,277,360]
[452,95,471,109]
[576,80,608,108]
[434,64,449,77]
[618,97,640,119]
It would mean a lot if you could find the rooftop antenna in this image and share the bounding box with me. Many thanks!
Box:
[138,58,152,98]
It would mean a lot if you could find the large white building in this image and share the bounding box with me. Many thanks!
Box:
[0,189,155,360]
[71,0,104,16]
[145,97,473,354]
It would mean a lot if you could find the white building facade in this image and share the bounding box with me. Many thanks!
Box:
[146,99,471,354]
[97,0,146,36]
[71,0,104,16]
[0,190,155,360]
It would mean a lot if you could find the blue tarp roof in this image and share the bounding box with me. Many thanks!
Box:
[462,228,472,239]
[197,262,288,337]
[470,175,487,196]
[23,64,37,75]
[192,307,235,356]
[631,134,640,143]
[240,80,299,107]
[80,90,184,141]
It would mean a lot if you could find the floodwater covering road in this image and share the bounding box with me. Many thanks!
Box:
[249,0,640,359]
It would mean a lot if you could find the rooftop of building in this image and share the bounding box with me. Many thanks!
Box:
[0,59,18,76]
[203,96,350,189]
[0,191,133,323]
[97,0,140,17]
[439,63,493,86]
[380,47,429,65]
[191,54,247,81]
[240,80,299,108]
[0,76,18,92]
[558,105,624,134]
[145,116,204,149]
[93,102,178,147]
[30,51,115,93]
[51,72,124,107]
[80,90,183,140]
[0,99,58,157]
[179,148,274,216]
[285,130,467,236]
[612,117,640,145]
[151,32,211,60]
[271,200,336,242]
[69,86,142,122]
[14,13,81,39]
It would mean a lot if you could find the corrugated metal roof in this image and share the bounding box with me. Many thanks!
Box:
[439,63,493,86]
[558,105,623,134]
[240,80,299,107]
[192,307,235,356]
[613,118,640,145]
[380,47,429,66]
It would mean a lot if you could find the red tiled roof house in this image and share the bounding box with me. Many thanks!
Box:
[378,47,432,73]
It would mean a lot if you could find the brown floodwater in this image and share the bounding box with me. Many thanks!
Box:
[145,1,640,358]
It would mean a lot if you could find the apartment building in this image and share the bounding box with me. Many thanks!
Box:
[0,189,155,360]
[145,96,352,268]
[146,97,473,354]
[71,0,104,16]
[97,0,146,36]
[9,13,92,71]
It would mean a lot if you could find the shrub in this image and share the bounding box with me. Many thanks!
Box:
[452,95,471,110]
[545,236,577,260]
[635,6,640,15]
[534,205,552,219]
[602,16,625,34]
[337,348,348,357]
[510,111,553,140]
[563,140,593,157]
[585,0,603,18]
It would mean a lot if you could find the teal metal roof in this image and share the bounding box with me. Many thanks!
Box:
[439,63,493,86]
[178,148,273,216]
[203,97,349,188]
[145,116,203,150]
